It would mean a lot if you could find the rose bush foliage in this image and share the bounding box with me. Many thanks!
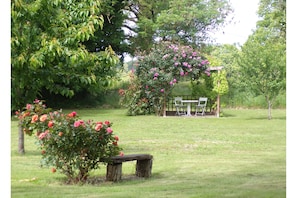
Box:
[118,72,151,116]
[16,99,123,183]
[120,42,210,116]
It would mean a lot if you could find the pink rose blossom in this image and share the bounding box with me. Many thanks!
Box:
[31,114,38,123]
[48,121,54,128]
[106,127,113,134]
[95,123,103,131]
[74,120,84,127]
[26,104,32,110]
[114,136,119,141]
[67,111,77,117]
[104,120,111,126]
[40,114,48,122]
[39,130,49,140]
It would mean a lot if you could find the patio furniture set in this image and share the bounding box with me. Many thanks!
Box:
[174,97,208,116]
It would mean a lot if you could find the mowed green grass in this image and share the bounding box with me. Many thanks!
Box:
[11,109,286,198]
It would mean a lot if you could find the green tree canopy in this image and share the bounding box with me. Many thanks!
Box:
[83,0,130,61]
[11,0,119,111]
[124,0,233,53]
[156,0,232,47]
[238,27,285,119]
[206,44,240,105]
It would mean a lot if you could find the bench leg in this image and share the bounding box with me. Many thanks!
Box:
[136,159,152,178]
[106,163,122,182]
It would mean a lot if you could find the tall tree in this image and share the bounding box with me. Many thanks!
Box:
[156,0,232,47]
[123,0,232,54]
[11,0,119,153]
[11,0,119,111]
[257,0,286,38]
[83,0,130,61]
[123,0,170,54]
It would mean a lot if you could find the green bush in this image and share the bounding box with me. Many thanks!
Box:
[120,42,210,116]
[16,99,122,184]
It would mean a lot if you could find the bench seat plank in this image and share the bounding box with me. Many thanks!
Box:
[110,154,153,164]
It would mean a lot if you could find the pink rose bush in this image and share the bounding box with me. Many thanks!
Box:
[16,100,122,183]
[120,42,210,116]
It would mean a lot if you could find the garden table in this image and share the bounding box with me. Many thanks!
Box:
[181,100,199,116]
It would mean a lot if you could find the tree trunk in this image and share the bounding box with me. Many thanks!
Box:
[268,100,272,120]
[216,94,220,118]
[18,123,25,154]
[77,168,88,182]
[163,94,166,117]
[216,77,221,118]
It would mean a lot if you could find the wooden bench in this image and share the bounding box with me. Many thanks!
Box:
[105,154,153,182]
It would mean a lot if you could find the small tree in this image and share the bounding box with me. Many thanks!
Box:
[238,27,285,119]
[129,42,210,116]
[212,69,229,117]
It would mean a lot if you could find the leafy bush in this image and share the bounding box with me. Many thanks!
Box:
[16,99,123,183]
[120,42,210,116]
[118,71,151,115]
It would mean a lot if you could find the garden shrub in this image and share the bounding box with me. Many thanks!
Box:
[16,99,123,184]
[120,42,210,116]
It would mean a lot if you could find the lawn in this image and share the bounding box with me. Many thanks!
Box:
[10,108,286,198]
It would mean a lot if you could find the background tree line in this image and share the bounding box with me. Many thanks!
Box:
[11,0,286,116]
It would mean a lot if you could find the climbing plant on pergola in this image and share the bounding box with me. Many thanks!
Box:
[135,42,210,116]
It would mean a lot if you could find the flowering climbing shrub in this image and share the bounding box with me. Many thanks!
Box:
[118,71,151,115]
[122,42,210,116]
[16,99,122,183]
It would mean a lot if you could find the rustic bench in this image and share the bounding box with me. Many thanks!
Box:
[105,154,153,182]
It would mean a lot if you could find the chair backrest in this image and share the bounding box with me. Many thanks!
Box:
[198,97,207,106]
[174,97,183,106]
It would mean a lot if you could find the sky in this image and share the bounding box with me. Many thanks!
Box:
[212,0,260,45]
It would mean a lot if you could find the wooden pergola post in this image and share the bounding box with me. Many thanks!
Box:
[209,66,224,118]
[216,72,220,118]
